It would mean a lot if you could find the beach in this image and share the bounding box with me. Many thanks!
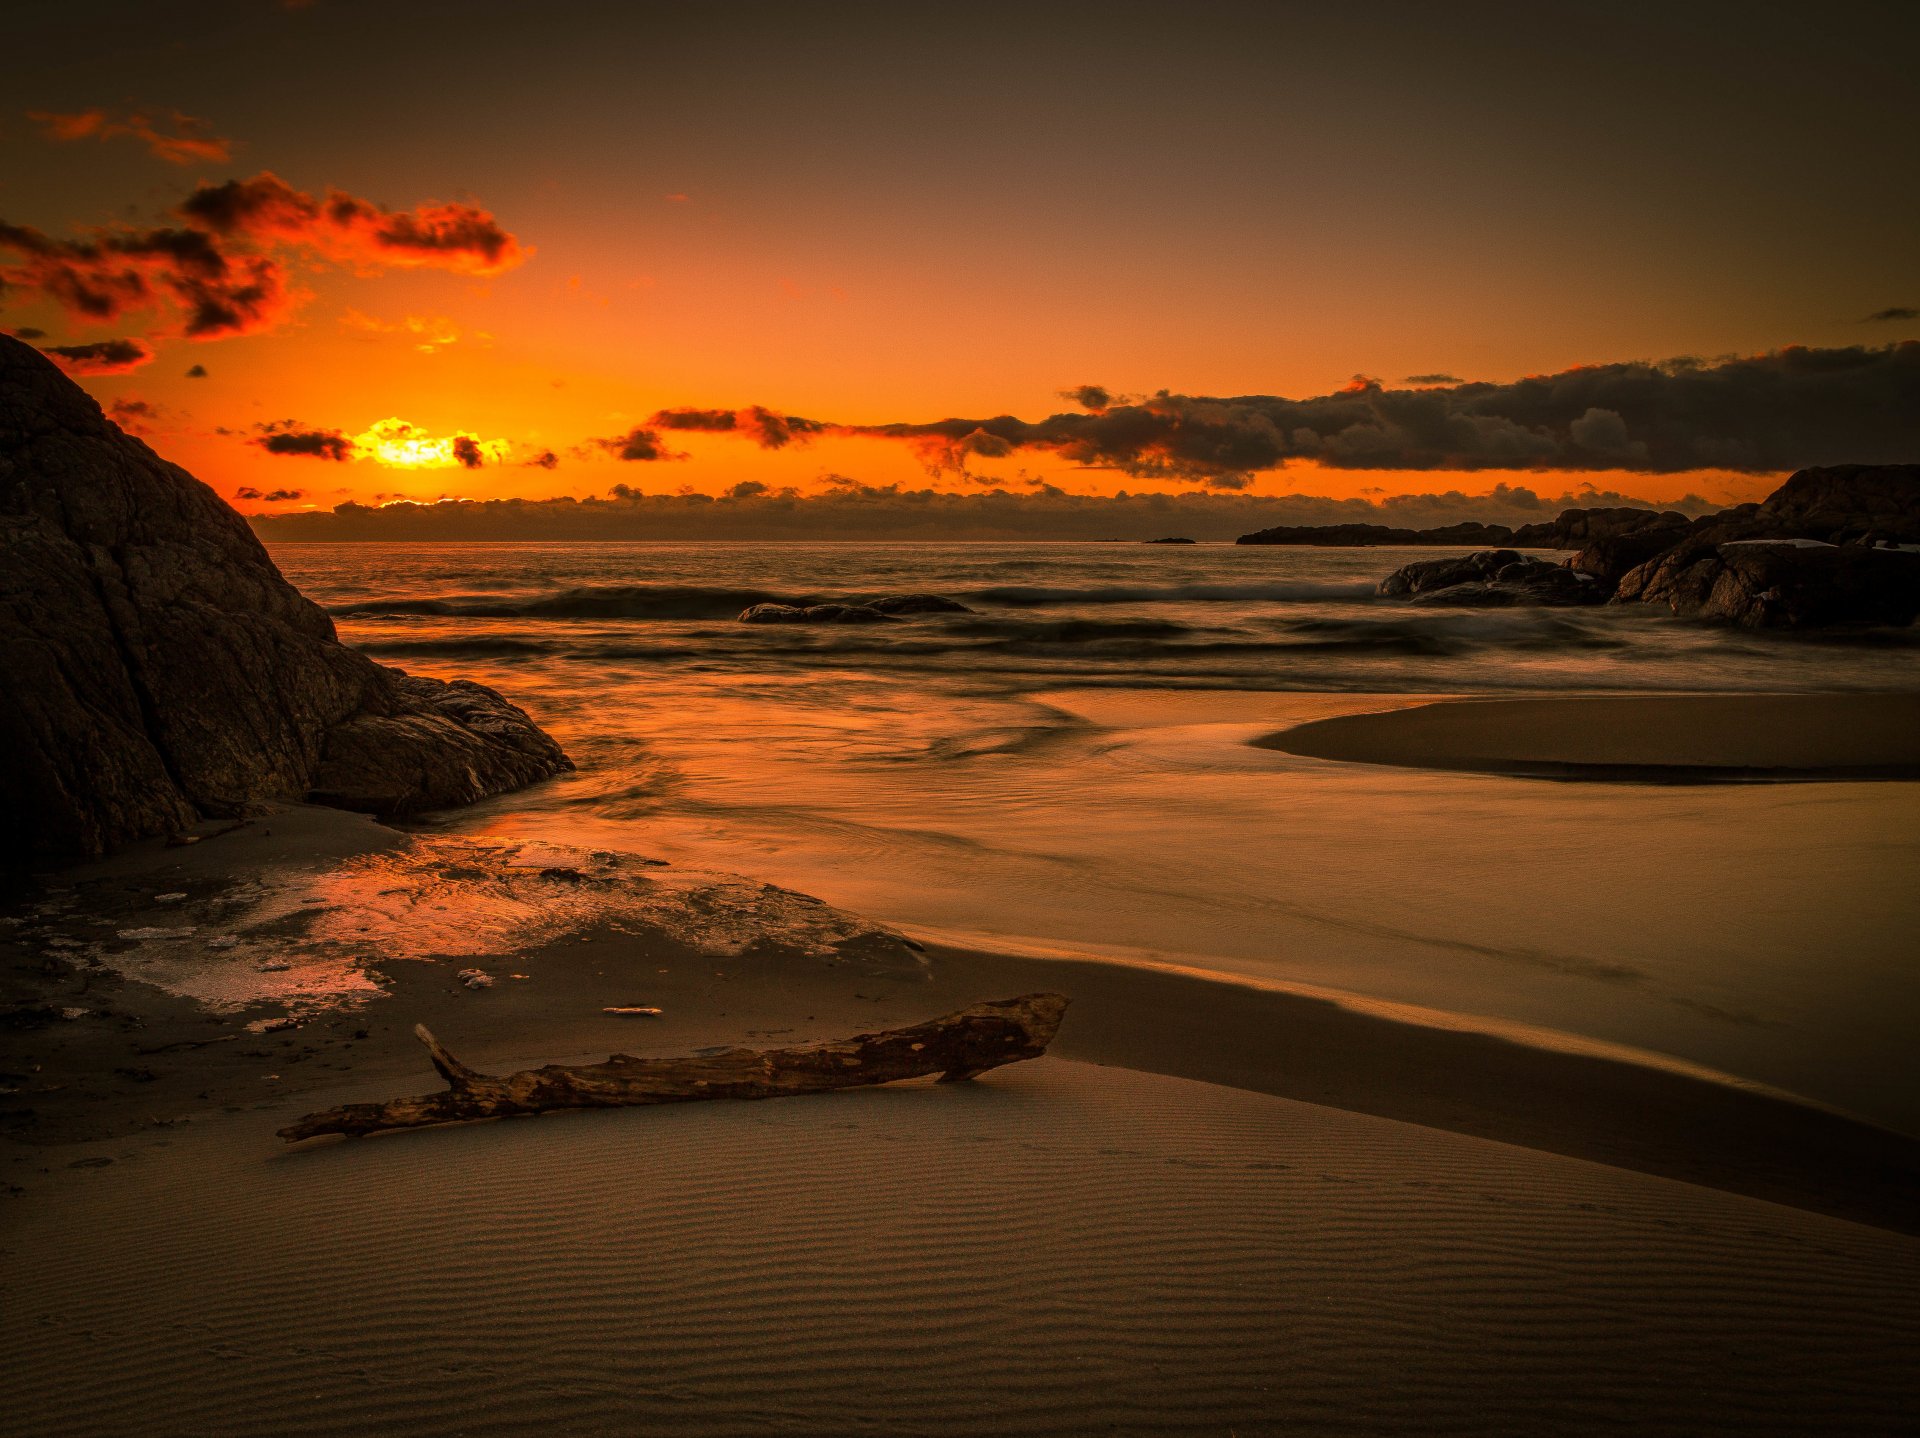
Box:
[6,680,1919,1434]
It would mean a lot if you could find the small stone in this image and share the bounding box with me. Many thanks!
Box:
[456,968,495,989]
[154,892,187,904]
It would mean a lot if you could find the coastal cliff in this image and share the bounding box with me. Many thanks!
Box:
[0,335,570,861]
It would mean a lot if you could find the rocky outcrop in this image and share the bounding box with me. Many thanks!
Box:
[0,335,570,861]
[1614,540,1920,629]
[1730,464,1920,546]
[1377,549,1605,607]
[1237,521,1514,547]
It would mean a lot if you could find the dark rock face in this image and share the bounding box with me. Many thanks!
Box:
[1237,521,1514,547]
[1614,540,1920,628]
[0,336,570,861]
[1378,549,1604,607]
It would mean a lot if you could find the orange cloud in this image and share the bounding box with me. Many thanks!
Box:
[28,107,234,165]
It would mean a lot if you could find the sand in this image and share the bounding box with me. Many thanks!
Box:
[1259,691,1920,780]
[5,1059,1917,1438]
[7,686,1920,1437]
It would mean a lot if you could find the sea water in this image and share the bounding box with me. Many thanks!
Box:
[273,541,1920,1128]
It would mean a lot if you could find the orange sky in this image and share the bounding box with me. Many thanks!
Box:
[2,2,1914,523]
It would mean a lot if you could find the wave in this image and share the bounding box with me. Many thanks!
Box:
[330,578,1376,622]
[334,584,812,620]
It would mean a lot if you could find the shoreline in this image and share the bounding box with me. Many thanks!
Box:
[5,802,1916,1234]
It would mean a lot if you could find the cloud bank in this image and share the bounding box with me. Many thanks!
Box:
[246,477,1719,542]
[653,344,1919,483]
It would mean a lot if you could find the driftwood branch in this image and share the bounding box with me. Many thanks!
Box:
[278,992,1070,1142]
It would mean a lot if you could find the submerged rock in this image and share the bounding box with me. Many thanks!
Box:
[1378,549,1603,607]
[862,593,973,615]
[1613,540,1920,628]
[0,335,571,861]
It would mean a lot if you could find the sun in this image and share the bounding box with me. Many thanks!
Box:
[352,416,511,469]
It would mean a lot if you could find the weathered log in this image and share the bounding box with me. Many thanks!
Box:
[278,992,1070,1142]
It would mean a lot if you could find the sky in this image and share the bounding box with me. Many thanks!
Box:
[2,0,1916,535]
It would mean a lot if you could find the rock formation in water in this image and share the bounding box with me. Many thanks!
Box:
[0,334,570,861]
[1352,468,1919,626]
[1376,550,1605,607]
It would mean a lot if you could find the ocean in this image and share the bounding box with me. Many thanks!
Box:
[273,540,1920,1128]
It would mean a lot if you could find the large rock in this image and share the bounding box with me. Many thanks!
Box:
[1735,464,1920,545]
[1378,549,1604,606]
[1614,540,1920,629]
[0,335,570,861]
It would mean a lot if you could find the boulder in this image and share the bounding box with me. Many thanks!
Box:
[1613,539,1920,629]
[1378,549,1604,606]
[0,335,570,861]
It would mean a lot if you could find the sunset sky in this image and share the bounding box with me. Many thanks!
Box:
[3,0,1915,530]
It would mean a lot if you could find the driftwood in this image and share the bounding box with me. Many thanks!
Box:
[278,992,1069,1142]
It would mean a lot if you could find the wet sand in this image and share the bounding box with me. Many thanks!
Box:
[1258,691,1920,780]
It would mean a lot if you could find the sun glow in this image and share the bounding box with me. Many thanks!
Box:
[352,417,512,470]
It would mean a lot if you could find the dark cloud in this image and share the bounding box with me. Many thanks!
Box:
[39,337,155,373]
[234,485,307,502]
[178,172,526,274]
[0,171,525,343]
[649,405,825,449]
[451,435,485,469]
[0,220,289,337]
[28,108,234,165]
[596,426,684,462]
[1404,373,1462,385]
[11,326,46,339]
[107,397,159,433]
[680,344,1920,481]
[1864,306,1917,323]
[249,420,353,460]
[1061,384,1111,411]
[185,363,208,377]
[522,449,560,469]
